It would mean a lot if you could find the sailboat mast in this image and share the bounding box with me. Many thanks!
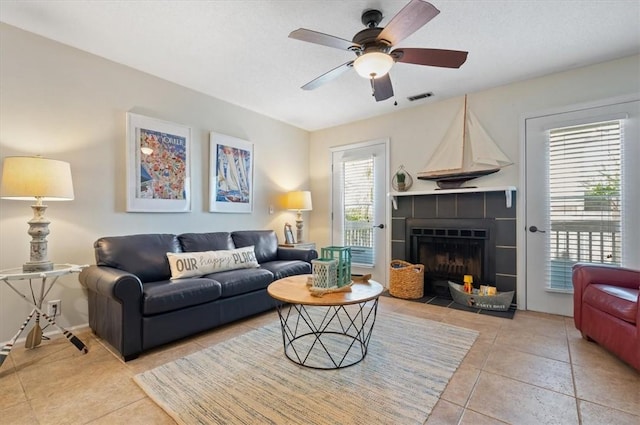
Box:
[462,94,468,156]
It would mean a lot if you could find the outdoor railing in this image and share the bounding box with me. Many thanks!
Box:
[550,220,621,264]
[344,221,374,265]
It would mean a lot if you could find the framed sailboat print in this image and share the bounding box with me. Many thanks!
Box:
[209,132,253,213]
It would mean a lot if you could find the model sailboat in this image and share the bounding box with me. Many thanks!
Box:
[417,95,512,189]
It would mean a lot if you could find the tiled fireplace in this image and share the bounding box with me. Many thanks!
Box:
[391,189,517,305]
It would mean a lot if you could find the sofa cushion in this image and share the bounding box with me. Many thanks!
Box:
[142,278,222,315]
[260,260,311,281]
[94,234,180,283]
[232,230,278,263]
[203,268,274,298]
[166,246,259,279]
[178,232,235,252]
[583,283,638,324]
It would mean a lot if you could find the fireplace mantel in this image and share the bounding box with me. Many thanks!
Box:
[389,186,516,209]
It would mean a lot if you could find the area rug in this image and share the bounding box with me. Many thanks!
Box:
[134,311,478,425]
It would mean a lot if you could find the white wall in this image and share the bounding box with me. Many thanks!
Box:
[0,24,311,342]
[309,54,640,304]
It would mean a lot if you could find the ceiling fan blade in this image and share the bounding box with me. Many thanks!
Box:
[372,73,394,101]
[301,61,354,90]
[376,0,440,46]
[392,48,468,68]
[289,28,358,51]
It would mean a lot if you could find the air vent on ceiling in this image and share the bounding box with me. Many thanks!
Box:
[407,92,434,102]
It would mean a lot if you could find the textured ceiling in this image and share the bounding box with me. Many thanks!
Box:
[1,0,639,131]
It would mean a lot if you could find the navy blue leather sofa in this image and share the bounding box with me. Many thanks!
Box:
[79,230,317,361]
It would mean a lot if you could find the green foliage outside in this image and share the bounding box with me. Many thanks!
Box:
[583,172,620,211]
[345,206,371,222]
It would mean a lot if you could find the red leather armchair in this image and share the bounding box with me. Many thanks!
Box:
[573,263,640,371]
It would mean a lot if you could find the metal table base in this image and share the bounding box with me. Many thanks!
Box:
[275,297,379,369]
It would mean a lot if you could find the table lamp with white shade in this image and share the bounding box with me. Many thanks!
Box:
[285,190,312,244]
[0,156,75,272]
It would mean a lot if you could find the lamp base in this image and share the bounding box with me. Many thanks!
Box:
[23,261,54,273]
[24,202,53,273]
[295,213,304,244]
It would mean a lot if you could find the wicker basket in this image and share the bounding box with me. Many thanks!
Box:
[389,260,424,299]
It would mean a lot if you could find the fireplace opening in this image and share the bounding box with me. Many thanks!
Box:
[407,219,496,298]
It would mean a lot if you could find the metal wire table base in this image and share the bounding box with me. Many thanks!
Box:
[275,298,379,369]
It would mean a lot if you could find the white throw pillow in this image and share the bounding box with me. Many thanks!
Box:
[167,246,259,279]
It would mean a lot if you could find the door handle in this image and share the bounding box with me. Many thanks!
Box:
[373,224,385,229]
[528,226,546,233]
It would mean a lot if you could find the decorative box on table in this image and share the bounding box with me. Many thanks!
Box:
[320,246,351,288]
[448,281,514,311]
[311,258,338,289]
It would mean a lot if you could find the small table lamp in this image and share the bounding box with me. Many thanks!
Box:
[285,190,312,243]
[1,156,75,272]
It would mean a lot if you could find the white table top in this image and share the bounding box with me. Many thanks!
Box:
[0,264,86,280]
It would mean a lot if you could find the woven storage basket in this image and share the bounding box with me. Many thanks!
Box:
[389,260,424,299]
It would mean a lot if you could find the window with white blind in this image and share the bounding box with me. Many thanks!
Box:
[342,157,375,265]
[547,120,622,290]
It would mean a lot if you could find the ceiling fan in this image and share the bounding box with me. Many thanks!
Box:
[289,0,468,101]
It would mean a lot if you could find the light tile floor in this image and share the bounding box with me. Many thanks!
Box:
[1,297,638,425]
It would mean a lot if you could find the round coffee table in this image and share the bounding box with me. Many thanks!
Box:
[267,274,383,369]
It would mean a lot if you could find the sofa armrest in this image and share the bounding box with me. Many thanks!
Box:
[276,248,318,263]
[79,265,143,303]
[573,262,640,329]
[79,265,144,360]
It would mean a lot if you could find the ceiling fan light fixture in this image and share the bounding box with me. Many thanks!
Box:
[353,52,394,79]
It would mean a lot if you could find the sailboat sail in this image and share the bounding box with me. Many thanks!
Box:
[418,96,512,188]
[422,107,465,174]
[467,111,512,168]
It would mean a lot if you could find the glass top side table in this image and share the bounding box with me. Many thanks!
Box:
[0,264,88,367]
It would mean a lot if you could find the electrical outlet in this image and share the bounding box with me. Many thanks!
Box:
[269,205,274,215]
[47,300,61,317]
